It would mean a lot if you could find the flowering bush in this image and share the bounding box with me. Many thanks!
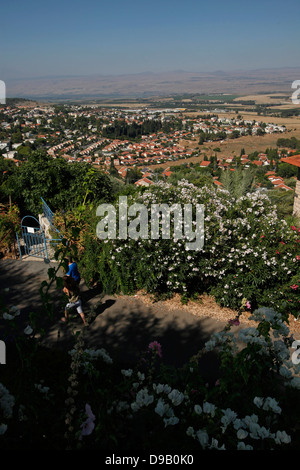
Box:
[57,304,300,451]
[93,181,300,320]
[0,203,20,257]
[0,383,15,437]
[1,181,299,450]
[1,277,300,450]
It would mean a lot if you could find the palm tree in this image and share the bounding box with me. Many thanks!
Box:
[220,168,256,198]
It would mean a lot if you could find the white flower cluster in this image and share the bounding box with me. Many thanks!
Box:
[186,427,226,450]
[155,398,179,427]
[238,327,270,349]
[131,388,154,411]
[204,330,237,352]
[128,380,187,428]
[186,399,291,450]
[2,305,35,336]
[0,383,15,435]
[34,382,52,400]
[205,306,300,390]
[105,347,294,450]
[2,305,21,320]
[121,368,133,377]
[249,307,290,337]
[105,181,300,309]
[233,412,291,445]
[253,396,282,414]
[69,347,113,365]
[152,385,186,427]
[247,308,300,389]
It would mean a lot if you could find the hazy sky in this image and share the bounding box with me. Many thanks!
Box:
[1,0,300,80]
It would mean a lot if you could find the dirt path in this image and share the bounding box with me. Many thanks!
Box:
[123,290,300,337]
[1,258,299,371]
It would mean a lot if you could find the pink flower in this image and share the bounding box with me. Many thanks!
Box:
[148,341,162,358]
[80,404,95,439]
[245,301,251,309]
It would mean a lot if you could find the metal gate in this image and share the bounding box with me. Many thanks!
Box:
[16,215,49,260]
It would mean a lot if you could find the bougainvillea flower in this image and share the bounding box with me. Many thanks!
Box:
[148,341,162,358]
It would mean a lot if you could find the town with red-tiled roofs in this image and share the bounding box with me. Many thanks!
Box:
[1,100,299,195]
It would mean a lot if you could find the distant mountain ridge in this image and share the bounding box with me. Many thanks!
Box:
[5,67,300,101]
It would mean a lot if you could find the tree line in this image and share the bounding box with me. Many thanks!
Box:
[0,153,113,216]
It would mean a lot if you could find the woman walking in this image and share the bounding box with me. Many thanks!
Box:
[61,275,86,325]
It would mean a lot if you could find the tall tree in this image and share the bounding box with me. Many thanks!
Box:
[7,152,113,216]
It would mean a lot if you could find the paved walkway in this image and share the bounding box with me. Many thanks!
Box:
[0,258,229,378]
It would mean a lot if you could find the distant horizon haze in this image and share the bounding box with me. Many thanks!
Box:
[3,65,300,82]
[3,67,300,100]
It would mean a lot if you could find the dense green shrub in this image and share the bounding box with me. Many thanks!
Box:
[84,181,300,319]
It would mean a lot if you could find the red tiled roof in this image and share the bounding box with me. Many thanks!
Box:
[280,156,300,167]
[135,177,154,186]
[277,183,293,190]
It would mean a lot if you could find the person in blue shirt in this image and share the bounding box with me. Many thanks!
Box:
[66,256,81,285]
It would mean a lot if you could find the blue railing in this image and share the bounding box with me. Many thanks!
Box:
[16,202,63,261]
[41,197,61,234]
[41,197,54,225]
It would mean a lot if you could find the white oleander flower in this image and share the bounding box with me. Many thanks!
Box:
[237,442,253,450]
[196,429,209,448]
[153,383,172,394]
[194,404,202,415]
[2,313,14,320]
[0,423,7,435]
[210,438,225,450]
[186,426,195,437]
[0,383,15,419]
[237,429,248,440]
[221,408,238,430]
[168,389,184,406]
[155,398,169,417]
[135,388,154,407]
[203,401,216,417]
[274,430,291,445]
[24,325,33,335]
[163,416,179,427]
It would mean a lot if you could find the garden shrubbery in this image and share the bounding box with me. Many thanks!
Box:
[78,181,300,319]
[0,203,20,258]
[1,298,299,450]
[1,180,300,450]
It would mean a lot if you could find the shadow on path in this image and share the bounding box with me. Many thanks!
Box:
[0,259,225,382]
